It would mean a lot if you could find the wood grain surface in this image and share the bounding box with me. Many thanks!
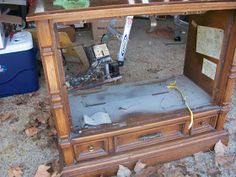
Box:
[27,1,236,176]
[27,0,236,22]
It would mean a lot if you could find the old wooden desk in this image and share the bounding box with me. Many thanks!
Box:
[27,1,236,176]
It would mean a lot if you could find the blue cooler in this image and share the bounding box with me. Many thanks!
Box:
[0,31,39,97]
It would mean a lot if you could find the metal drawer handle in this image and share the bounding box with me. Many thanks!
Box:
[139,132,162,141]
[88,145,95,152]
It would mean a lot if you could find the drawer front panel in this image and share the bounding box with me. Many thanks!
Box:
[114,123,184,153]
[191,115,218,135]
[74,139,109,161]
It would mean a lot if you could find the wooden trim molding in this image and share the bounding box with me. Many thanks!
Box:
[27,2,236,22]
[63,131,228,177]
[36,20,71,139]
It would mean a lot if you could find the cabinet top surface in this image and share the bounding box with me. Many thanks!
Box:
[27,0,236,22]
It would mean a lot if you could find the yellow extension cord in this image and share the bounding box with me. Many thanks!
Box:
[167,81,193,129]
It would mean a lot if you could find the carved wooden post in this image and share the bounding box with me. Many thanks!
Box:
[36,20,75,165]
[217,51,236,130]
[217,12,236,130]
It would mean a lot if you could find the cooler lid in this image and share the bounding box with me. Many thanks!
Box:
[0,31,33,55]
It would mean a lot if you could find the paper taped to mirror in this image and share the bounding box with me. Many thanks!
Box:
[196,25,224,60]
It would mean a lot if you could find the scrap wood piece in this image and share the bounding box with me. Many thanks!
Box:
[59,32,77,57]
[59,32,89,72]
[58,31,72,48]
[73,45,90,71]
[58,32,78,60]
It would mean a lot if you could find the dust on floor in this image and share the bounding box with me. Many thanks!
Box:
[0,18,235,177]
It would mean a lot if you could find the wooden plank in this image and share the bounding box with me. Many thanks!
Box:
[27,1,236,22]
[73,45,90,72]
[64,131,228,177]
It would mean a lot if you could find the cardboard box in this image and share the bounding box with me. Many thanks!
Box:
[91,17,125,41]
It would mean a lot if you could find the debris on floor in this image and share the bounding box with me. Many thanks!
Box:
[34,163,61,177]
[34,165,51,177]
[0,112,12,123]
[134,160,146,174]
[117,165,131,177]
[25,127,39,137]
[8,166,23,177]
[83,112,112,127]
[133,166,156,177]
[112,135,236,177]
[65,43,122,91]
[0,81,59,177]
[214,140,235,169]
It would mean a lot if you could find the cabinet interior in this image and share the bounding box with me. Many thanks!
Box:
[57,11,231,137]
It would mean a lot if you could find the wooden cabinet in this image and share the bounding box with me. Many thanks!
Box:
[27,1,236,177]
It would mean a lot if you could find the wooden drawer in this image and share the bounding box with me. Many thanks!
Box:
[74,139,109,161]
[191,115,218,135]
[114,123,185,153]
